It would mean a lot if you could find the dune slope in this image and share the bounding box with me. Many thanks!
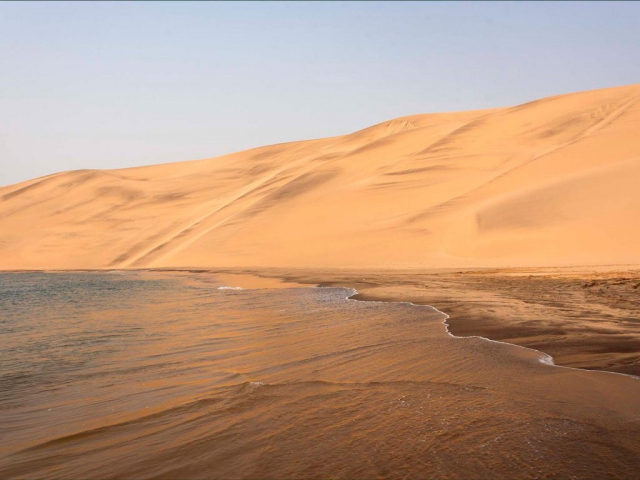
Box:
[1,84,640,270]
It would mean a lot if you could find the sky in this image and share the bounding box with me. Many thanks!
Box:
[1,2,639,186]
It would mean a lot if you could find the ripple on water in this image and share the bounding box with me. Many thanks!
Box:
[0,272,639,479]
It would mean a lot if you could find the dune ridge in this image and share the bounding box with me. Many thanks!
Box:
[1,83,640,270]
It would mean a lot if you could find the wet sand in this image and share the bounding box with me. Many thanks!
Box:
[210,267,640,376]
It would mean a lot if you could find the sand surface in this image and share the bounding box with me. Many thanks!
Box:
[2,83,640,271]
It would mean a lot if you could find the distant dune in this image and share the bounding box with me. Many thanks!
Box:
[1,84,640,270]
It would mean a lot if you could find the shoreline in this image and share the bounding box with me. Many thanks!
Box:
[339,286,640,382]
[268,268,640,376]
[3,265,640,377]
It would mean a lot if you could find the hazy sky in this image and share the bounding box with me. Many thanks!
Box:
[2,1,639,185]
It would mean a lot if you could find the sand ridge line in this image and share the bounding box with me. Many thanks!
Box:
[2,83,640,270]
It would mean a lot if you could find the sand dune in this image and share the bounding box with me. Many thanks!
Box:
[1,84,640,270]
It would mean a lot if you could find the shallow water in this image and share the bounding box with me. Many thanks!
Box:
[0,272,639,479]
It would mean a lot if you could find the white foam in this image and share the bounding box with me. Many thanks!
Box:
[217,286,243,291]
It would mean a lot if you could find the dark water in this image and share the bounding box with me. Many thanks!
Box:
[0,272,639,479]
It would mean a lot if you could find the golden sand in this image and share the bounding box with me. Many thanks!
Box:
[2,84,640,271]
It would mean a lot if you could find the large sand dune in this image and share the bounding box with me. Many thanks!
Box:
[2,84,640,270]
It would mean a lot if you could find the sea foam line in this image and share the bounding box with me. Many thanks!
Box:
[339,287,639,381]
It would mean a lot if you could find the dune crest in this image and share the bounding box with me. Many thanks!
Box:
[1,84,640,270]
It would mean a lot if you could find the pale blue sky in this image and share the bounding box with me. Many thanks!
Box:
[2,1,639,185]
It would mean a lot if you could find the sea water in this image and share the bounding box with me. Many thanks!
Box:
[1,272,639,479]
